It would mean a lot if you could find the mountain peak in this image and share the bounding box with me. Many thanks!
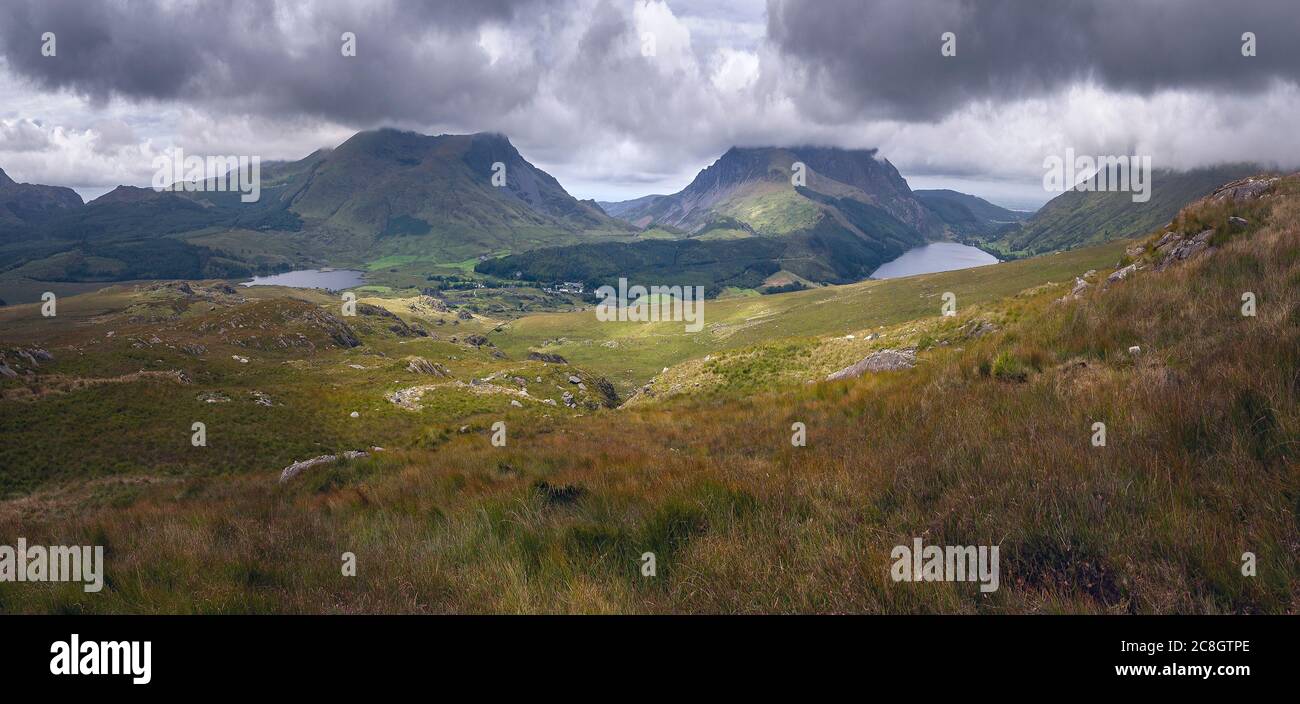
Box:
[613,143,936,237]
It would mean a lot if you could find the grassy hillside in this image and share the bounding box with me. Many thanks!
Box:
[1,174,1295,614]
[981,164,1262,257]
[490,238,1129,390]
[914,189,1027,236]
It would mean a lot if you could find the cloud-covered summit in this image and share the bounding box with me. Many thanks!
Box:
[0,0,1297,206]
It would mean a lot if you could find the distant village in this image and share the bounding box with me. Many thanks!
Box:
[543,281,585,295]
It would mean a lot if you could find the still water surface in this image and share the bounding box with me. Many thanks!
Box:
[870,243,999,279]
[241,269,366,290]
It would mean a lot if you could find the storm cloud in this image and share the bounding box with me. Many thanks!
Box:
[0,0,1297,205]
[768,0,1300,121]
[0,0,550,124]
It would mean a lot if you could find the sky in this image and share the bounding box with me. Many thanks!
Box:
[1,0,1298,210]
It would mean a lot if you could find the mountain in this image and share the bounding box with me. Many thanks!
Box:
[977,164,1263,257]
[913,189,1027,237]
[0,168,83,230]
[276,130,624,255]
[610,146,941,237]
[596,194,665,220]
[0,130,635,300]
[500,146,942,293]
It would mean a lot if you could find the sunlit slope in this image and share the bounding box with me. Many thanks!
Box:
[493,238,1131,389]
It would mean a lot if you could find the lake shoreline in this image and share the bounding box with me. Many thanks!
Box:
[870,242,1001,280]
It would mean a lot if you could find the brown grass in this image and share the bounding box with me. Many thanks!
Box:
[2,185,1297,614]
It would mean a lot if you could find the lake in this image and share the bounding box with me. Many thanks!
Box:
[870,243,1000,279]
[241,269,366,290]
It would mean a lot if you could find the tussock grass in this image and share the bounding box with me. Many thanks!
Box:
[2,182,1298,613]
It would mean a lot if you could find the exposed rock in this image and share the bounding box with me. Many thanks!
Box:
[197,391,231,403]
[1211,177,1276,203]
[181,343,207,356]
[510,399,523,408]
[562,391,576,408]
[826,348,917,381]
[357,303,398,319]
[1105,263,1139,286]
[1058,274,1094,303]
[405,356,449,376]
[249,390,274,407]
[464,334,490,347]
[1228,216,1249,228]
[278,449,370,483]
[313,310,361,348]
[1154,231,1180,251]
[1155,229,1215,272]
[415,293,450,312]
[568,375,582,384]
[349,411,360,418]
[592,376,620,408]
[457,309,474,320]
[527,351,568,364]
[1128,345,1142,356]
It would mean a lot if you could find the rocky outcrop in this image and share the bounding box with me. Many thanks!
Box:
[826,348,916,381]
[356,303,428,338]
[0,346,54,376]
[1059,277,1091,303]
[1210,176,1277,204]
[527,351,568,364]
[592,376,620,408]
[1154,228,1215,272]
[278,449,376,483]
[1105,263,1139,287]
[405,356,450,376]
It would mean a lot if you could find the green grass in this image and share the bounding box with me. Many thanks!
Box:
[493,237,1130,391]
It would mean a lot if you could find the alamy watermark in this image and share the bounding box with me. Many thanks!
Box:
[1043,148,1152,203]
[0,538,104,593]
[595,277,705,333]
[891,537,999,593]
[50,634,151,685]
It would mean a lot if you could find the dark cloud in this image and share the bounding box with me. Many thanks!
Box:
[2,0,1298,201]
[0,0,550,125]
[767,0,1300,121]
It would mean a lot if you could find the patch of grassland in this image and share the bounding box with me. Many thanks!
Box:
[493,238,1131,391]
